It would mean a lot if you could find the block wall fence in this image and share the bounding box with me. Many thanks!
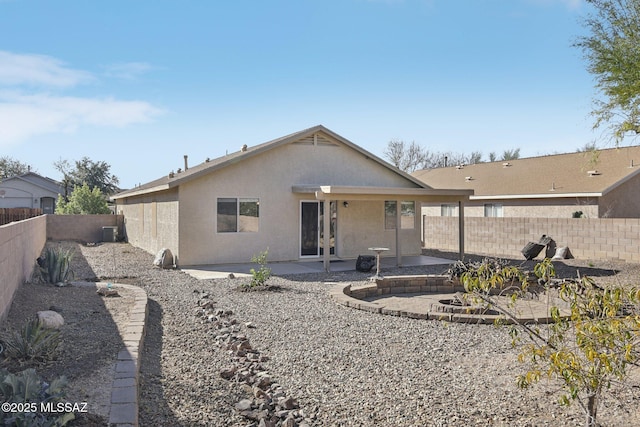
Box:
[0,215,47,321]
[423,216,640,262]
[0,214,123,320]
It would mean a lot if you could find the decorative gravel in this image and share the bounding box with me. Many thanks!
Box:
[76,243,640,427]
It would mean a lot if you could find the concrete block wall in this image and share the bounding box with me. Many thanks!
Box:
[0,215,47,320]
[424,216,640,262]
[47,214,123,243]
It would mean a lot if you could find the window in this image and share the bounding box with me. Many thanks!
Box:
[217,198,259,232]
[441,204,457,217]
[484,203,503,218]
[384,201,415,229]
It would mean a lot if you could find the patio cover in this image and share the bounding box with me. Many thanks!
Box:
[292,185,472,271]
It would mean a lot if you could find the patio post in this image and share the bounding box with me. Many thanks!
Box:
[323,198,331,272]
[396,199,402,267]
[458,199,465,260]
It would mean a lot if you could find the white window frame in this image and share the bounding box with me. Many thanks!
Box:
[484,203,503,218]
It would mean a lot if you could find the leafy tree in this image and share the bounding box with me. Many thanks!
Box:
[576,0,640,141]
[0,156,33,179]
[54,157,120,197]
[55,183,111,214]
[459,258,640,427]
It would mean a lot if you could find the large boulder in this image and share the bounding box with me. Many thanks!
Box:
[153,248,174,269]
[37,310,64,329]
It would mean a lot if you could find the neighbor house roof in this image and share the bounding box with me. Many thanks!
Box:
[412,145,640,200]
[1,172,63,195]
[113,125,472,200]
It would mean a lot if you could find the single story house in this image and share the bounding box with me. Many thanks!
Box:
[412,145,640,219]
[0,172,63,214]
[112,125,471,269]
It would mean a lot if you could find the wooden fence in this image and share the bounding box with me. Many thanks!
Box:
[0,208,43,226]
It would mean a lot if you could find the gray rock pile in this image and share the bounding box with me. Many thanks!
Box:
[195,291,312,427]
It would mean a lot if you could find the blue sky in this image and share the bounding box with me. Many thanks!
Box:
[0,0,601,188]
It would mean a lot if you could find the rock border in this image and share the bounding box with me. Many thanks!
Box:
[329,275,556,324]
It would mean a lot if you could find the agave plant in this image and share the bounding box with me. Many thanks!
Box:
[2,319,61,363]
[38,247,74,285]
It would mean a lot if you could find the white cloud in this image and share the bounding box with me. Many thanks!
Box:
[0,91,164,146]
[103,62,153,80]
[0,51,164,146]
[0,51,94,87]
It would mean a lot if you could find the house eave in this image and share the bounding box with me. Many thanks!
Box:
[111,184,171,200]
[469,192,603,201]
[292,185,472,201]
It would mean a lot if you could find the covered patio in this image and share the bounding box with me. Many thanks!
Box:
[181,253,456,280]
[293,185,471,272]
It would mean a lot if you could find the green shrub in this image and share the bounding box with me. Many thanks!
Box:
[0,368,74,426]
[3,319,61,363]
[245,248,271,289]
[38,247,74,285]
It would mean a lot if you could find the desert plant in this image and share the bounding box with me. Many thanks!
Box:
[38,247,74,285]
[246,248,271,289]
[0,368,74,426]
[462,258,640,427]
[3,319,61,363]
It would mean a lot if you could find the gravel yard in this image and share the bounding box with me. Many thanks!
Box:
[71,243,640,427]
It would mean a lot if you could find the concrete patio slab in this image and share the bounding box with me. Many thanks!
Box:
[181,255,455,280]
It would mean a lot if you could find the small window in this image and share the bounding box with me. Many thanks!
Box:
[441,204,456,217]
[239,198,259,232]
[385,201,415,229]
[484,203,503,218]
[217,198,260,232]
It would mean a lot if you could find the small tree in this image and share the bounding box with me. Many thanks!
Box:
[460,258,640,427]
[56,183,111,214]
[576,0,640,141]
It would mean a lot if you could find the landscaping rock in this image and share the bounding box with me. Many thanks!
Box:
[36,310,64,329]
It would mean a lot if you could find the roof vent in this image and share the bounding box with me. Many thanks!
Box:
[550,182,556,191]
[205,157,210,163]
[630,160,635,168]
[503,162,511,167]
[177,168,182,174]
[168,171,175,178]
[587,170,601,176]
[456,165,464,170]
[241,144,248,152]
[465,176,473,181]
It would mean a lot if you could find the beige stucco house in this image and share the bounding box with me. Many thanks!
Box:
[413,145,640,219]
[0,172,63,214]
[112,125,471,268]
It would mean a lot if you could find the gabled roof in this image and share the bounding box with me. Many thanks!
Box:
[412,145,640,200]
[1,172,63,194]
[114,125,470,200]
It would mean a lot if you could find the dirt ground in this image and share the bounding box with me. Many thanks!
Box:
[0,241,136,426]
[2,243,639,426]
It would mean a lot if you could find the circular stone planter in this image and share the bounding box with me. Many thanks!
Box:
[329,275,563,324]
